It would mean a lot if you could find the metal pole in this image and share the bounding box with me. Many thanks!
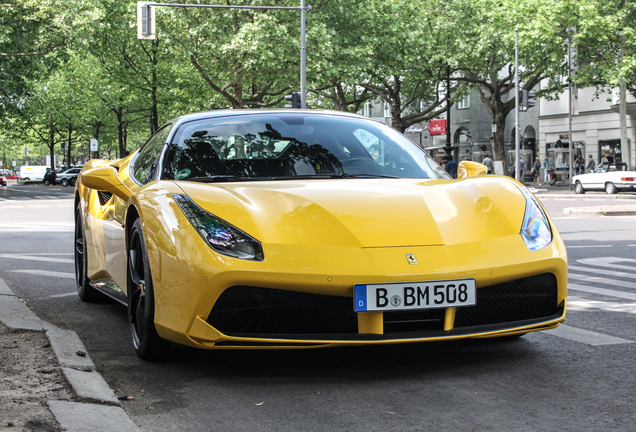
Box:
[568,38,573,189]
[445,64,452,159]
[515,29,520,182]
[300,0,307,108]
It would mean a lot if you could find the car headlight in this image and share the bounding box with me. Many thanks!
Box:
[519,187,552,252]
[173,194,264,261]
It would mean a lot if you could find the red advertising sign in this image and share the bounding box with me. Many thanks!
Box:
[428,119,447,135]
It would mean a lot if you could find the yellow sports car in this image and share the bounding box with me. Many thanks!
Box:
[74,110,567,360]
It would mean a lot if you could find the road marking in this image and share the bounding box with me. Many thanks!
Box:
[0,254,74,264]
[0,224,73,232]
[567,245,612,248]
[567,297,636,314]
[46,292,77,298]
[569,283,636,301]
[14,253,73,256]
[569,265,636,280]
[7,270,75,279]
[569,273,636,290]
[546,325,633,346]
[577,256,636,272]
[20,204,52,208]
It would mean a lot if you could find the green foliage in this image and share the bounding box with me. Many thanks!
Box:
[0,0,632,167]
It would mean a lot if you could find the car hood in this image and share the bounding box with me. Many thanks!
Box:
[176,177,527,248]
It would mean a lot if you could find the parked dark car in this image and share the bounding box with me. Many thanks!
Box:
[43,168,58,186]
[57,167,81,187]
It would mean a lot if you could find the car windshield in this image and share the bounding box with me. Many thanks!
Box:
[161,113,448,181]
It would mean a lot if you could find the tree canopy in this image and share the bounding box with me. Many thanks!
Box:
[0,0,632,170]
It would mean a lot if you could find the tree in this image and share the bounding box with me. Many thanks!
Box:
[574,0,636,167]
[432,0,574,173]
[159,0,302,109]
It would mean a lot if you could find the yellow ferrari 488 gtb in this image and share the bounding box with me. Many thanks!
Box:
[74,110,567,360]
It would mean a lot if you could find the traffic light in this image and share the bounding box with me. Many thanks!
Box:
[284,92,302,108]
[137,2,156,40]
[521,89,536,111]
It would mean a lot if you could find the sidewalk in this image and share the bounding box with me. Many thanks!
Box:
[0,278,140,432]
[525,181,636,216]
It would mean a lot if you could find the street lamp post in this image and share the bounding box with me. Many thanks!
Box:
[444,64,453,160]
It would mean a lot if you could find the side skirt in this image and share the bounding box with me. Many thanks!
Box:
[89,280,127,306]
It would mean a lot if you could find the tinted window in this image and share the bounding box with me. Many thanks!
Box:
[133,125,171,184]
[162,114,441,181]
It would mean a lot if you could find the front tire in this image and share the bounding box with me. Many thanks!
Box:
[61,178,69,187]
[605,182,618,194]
[574,181,585,194]
[75,203,99,302]
[127,219,170,360]
[43,180,50,186]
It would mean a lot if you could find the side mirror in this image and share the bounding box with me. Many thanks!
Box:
[80,166,133,201]
[457,161,488,179]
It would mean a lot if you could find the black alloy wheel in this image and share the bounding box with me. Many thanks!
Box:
[43,180,50,186]
[74,203,98,302]
[127,218,169,360]
[574,181,585,194]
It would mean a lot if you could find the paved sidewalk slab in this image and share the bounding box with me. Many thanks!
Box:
[47,401,140,432]
[47,327,96,371]
[0,292,48,331]
[62,367,121,406]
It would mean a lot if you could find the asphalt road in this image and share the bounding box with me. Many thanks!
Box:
[2,183,636,431]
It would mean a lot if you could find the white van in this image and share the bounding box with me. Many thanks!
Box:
[19,166,48,182]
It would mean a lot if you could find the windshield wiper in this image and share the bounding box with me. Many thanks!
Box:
[339,173,403,179]
[184,175,250,183]
[271,173,403,180]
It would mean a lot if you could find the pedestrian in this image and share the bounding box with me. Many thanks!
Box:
[601,152,609,164]
[518,157,525,181]
[444,156,458,179]
[533,157,541,186]
[608,152,615,163]
[543,156,549,184]
[585,154,595,172]
[575,155,584,174]
[482,153,493,174]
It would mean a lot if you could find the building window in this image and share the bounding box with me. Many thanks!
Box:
[363,103,370,117]
[457,94,470,109]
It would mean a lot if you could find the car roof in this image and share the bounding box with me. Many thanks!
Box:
[167,109,379,130]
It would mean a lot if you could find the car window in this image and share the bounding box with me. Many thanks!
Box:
[133,125,172,184]
[162,113,440,181]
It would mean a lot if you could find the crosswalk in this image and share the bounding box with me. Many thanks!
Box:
[0,195,71,201]
[544,255,636,346]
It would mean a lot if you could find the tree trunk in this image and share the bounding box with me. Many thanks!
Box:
[49,126,55,170]
[66,123,73,168]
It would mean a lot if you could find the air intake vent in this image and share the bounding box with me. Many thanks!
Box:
[97,191,113,206]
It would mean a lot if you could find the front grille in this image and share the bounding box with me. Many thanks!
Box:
[207,286,358,336]
[454,273,559,328]
[206,273,560,340]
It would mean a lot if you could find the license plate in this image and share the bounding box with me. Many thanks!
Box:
[354,279,476,312]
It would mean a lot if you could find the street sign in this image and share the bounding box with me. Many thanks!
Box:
[428,119,447,135]
[90,139,99,152]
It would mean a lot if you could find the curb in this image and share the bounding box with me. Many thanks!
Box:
[563,205,636,217]
[0,278,140,431]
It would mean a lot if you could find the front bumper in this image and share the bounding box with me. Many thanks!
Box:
[148,232,567,349]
